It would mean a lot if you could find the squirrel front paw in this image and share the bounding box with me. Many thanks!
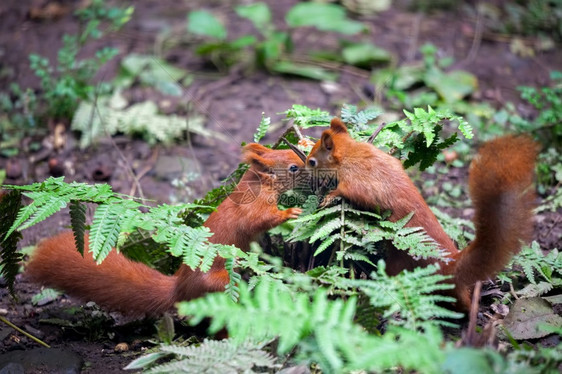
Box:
[319,193,340,208]
[284,207,303,219]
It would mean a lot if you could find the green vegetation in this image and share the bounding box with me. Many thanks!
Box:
[29,0,133,120]
[184,2,391,80]
[1,0,561,372]
[2,104,561,373]
[482,0,562,41]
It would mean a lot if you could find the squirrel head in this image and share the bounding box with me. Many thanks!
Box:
[242,143,305,192]
[307,117,350,170]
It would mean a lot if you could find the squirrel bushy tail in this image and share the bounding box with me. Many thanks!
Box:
[447,135,538,308]
[26,231,176,316]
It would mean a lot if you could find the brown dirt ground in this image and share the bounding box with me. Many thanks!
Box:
[1,0,561,372]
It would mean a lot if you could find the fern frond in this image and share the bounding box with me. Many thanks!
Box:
[0,190,23,296]
[126,339,278,373]
[253,113,270,142]
[69,200,87,256]
[516,281,553,298]
[338,250,375,266]
[224,257,241,302]
[180,227,214,269]
[391,226,442,259]
[348,261,462,328]
[3,177,116,236]
[341,104,381,132]
[90,203,126,263]
[310,218,343,243]
[195,242,220,273]
[315,236,337,255]
[291,203,343,223]
[178,279,359,355]
[431,206,474,249]
[507,241,562,285]
[5,191,49,238]
[378,213,444,259]
[284,104,331,128]
[20,195,70,232]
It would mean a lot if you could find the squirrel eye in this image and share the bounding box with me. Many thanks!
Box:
[288,164,299,173]
[308,158,317,168]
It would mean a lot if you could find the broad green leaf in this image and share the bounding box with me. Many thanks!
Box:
[235,3,271,31]
[124,352,169,370]
[393,65,424,90]
[503,297,562,340]
[342,42,392,67]
[424,68,478,103]
[273,61,338,81]
[120,53,189,96]
[441,348,501,374]
[231,35,258,48]
[121,53,152,75]
[260,32,288,63]
[286,3,364,35]
[187,10,227,40]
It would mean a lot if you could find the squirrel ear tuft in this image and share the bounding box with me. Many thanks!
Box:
[243,143,271,156]
[321,132,334,151]
[330,118,348,134]
[243,151,275,173]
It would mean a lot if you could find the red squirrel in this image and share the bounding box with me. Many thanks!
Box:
[26,144,304,317]
[306,118,537,310]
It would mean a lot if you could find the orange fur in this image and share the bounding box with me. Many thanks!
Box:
[307,118,537,310]
[26,145,304,317]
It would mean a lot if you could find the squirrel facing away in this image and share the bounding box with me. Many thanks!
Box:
[306,118,537,310]
[26,144,304,317]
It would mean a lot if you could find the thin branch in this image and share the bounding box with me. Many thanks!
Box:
[389,131,415,155]
[465,280,482,347]
[0,316,51,348]
[367,122,387,144]
[272,125,297,149]
[292,124,305,141]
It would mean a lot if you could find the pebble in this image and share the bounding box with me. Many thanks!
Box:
[114,342,129,352]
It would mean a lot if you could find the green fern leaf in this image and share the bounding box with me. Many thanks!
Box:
[253,113,271,142]
[506,241,562,286]
[315,236,337,255]
[348,261,462,328]
[131,339,278,374]
[292,203,342,223]
[0,190,23,296]
[310,218,343,243]
[90,203,124,263]
[196,242,219,273]
[338,250,375,266]
[392,226,442,259]
[224,257,241,302]
[4,191,45,238]
[284,104,331,128]
[178,279,359,355]
[181,226,214,269]
[403,128,458,171]
[69,200,87,256]
[341,104,381,132]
